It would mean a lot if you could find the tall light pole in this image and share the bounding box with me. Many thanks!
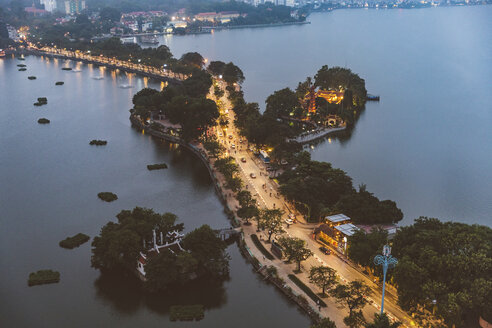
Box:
[374,245,398,315]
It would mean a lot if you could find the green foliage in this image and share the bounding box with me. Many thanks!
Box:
[236,190,259,223]
[311,318,337,328]
[391,217,492,327]
[309,265,338,295]
[348,229,388,268]
[288,274,327,307]
[89,140,107,146]
[91,207,183,271]
[265,87,299,118]
[278,152,354,219]
[203,140,225,158]
[169,305,204,321]
[180,52,204,68]
[336,187,403,224]
[37,118,50,124]
[182,225,230,278]
[59,233,90,249]
[277,236,313,271]
[97,192,117,202]
[259,208,284,241]
[330,280,371,323]
[147,163,168,170]
[314,66,367,108]
[364,313,401,328]
[251,234,275,260]
[28,270,60,286]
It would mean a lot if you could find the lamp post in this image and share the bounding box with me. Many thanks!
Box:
[374,245,398,315]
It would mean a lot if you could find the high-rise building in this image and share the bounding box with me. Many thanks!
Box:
[63,0,86,14]
[41,0,57,12]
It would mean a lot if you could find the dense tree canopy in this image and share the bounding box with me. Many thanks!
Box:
[314,66,367,107]
[277,236,313,271]
[347,228,389,269]
[391,217,492,327]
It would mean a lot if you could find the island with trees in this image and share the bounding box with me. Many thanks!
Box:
[91,207,230,292]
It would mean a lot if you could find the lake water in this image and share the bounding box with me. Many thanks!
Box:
[161,6,492,226]
[0,57,310,327]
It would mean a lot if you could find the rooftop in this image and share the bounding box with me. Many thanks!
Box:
[325,213,351,224]
[334,223,359,237]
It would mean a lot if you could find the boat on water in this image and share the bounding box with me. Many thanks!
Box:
[141,35,159,45]
[119,84,133,89]
[72,69,82,72]
[92,76,104,80]
[121,37,135,44]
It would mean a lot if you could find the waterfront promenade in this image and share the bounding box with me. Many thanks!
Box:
[22,46,189,83]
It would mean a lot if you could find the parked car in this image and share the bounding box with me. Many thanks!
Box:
[285,218,294,225]
[250,173,256,179]
[241,157,246,163]
[319,247,331,255]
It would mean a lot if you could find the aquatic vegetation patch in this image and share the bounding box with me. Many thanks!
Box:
[97,192,118,202]
[89,140,107,146]
[28,270,60,286]
[147,163,168,170]
[28,76,36,80]
[55,81,64,85]
[61,67,72,71]
[169,305,204,321]
[59,233,90,249]
[38,118,50,124]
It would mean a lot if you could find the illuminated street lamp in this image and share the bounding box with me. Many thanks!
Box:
[374,245,398,315]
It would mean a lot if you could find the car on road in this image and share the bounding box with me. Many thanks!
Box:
[285,218,294,225]
[241,157,246,163]
[231,144,236,149]
[250,173,256,179]
[228,135,233,139]
[319,246,331,255]
[218,131,223,137]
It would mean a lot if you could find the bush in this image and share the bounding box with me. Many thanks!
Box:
[28,270,60,286]
[59,233,90,249]
[97,192,118,202]
[62,67,72,71]
[89,140,107,146]
[251,234,275,260]
[147,163,168,170]
[28,76,36,80]
[38,118,50,124]
[288,274,327,307]
[55,81,64,85]
[169,305,204,321]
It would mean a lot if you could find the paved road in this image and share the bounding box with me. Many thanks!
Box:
[211,81,415,327]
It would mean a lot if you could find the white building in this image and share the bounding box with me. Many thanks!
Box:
[41,0,57,12]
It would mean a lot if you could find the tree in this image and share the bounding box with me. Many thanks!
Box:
[311,318,337,328]
[91,207,183,271]
[183,225,230,278]
[348,229,388,269]
[99,7,121,22]
[391,217,492,327]
[277,236,313,271]
[331,280,371,328]
[222,62,244,85]
[365,313,401,328]
[265,87,299,118]
[180,52,204,68]
[309,265,338,296]
[236,190,259,224]
[208,60,226,76]
[144,249,179,292]
[203,140,225,158]
[259,208,284,242]
[314,66,367,107]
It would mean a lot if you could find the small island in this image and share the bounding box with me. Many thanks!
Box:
[37,118,50,124]
[28,76,36,80]
[97,192,118,202]
[59,233,90,249]
[89,140,107,146]
[91,207,230,292]
[28,270,60,286]
[147,163,168,170]
[55,81,64,86]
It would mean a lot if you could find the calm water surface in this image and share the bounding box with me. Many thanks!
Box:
[0,57,310,327]
[161,6,492,226]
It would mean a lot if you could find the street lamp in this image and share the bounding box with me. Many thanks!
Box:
[374,245,398,315]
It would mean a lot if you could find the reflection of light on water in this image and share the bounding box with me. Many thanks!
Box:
[161,81,168,90]
[328,138,332,144]
[142,129,145,135]
[310,145,315,149]
[143,77,148,88]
